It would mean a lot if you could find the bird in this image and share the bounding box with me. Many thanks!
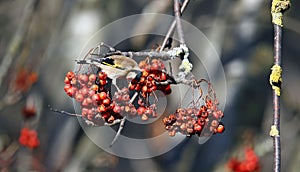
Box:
[76,55,141,90]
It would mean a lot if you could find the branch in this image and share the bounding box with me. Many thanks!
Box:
[160,0,190,51]
[269,1,291,172]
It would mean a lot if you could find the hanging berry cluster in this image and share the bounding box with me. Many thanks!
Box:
[63,71,122,125]
[163,86,225,139]
[63,58,172,124]
[19,128,40,149]
[130,58,172,97]
[112,88,158,121]
[227,147,261,172]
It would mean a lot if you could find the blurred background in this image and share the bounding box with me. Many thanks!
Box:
[0,0,300,171]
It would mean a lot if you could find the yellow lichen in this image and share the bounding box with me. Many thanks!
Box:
[269,64,282,96]
[269,125,279,137]
[271,0,291,26]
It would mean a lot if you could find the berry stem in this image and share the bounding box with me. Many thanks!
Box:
[109,116,126,147]
[48,105,82,118]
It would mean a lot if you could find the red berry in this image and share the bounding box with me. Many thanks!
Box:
[102,98,111,106]
[142,70,148,77]
[92,94,100,103]
[80,87,89,97]
[194,124,202,132]
[91,84,99,91]
[135,84,141,91]
[113,105,121,113]
[64,76,70,84]
[98,72,107,80]
[66,71,75,80]
[216,123,225,133]
[137,106,146,115]
[89,74,97,82]
[142,85,148,93]
[66,87,77,97]
[75,93,84,102]
[141,114,148,121]
[81,108,89,117]
[108,115,115,123]
[122,94,130,101]
[128,83,135,90]
[99,92,107,100]
[79,74,88,83]
[99,79,106,85]
[64,84,72,92]
[160,72,167,81]
[140,76,146,83]
[98,104,106,113]
[151,63,159,71]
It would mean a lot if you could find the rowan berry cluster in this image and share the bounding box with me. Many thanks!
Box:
[163,98,225,137]
[227,147,260,172]
[19,128,40,149]
[112,88,158,121]
[129,58,172,97]
[63,71,122,124]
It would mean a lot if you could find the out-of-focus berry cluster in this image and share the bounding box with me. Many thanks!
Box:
[163,98,225,137]
[19,128,40,149]
[227,147,261,172]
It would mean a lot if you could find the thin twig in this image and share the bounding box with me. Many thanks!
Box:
[48,105,82,118]
[160,0,190,51]
[109,116,126,147]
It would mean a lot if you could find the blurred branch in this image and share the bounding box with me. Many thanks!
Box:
[0,0,37,88]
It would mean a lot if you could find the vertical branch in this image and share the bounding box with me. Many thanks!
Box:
[269,1,291,172]
[174,0,185,45]
[160,0,190,51]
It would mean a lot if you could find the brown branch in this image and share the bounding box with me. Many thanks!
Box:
[160,0,190,51]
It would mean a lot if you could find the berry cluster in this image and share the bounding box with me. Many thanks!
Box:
[163,98,225,137]
[14,69,38,92]
[63,71,122,124]
[19,128,40,149]
[129,59,171,97]
[112,88,158,121]
[227,147,260,172]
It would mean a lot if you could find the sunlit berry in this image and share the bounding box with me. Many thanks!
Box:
[98,72,107,80]
[99,79,106,85]
[102,98,111,106]
[141,114,148,121]
[64,77,70,84]
[98,104,106,113]
[66,71,75,80]
[216,123,225,133]
[99,92,107,100]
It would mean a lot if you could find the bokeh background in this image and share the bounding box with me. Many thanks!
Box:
[0,0,300,171]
